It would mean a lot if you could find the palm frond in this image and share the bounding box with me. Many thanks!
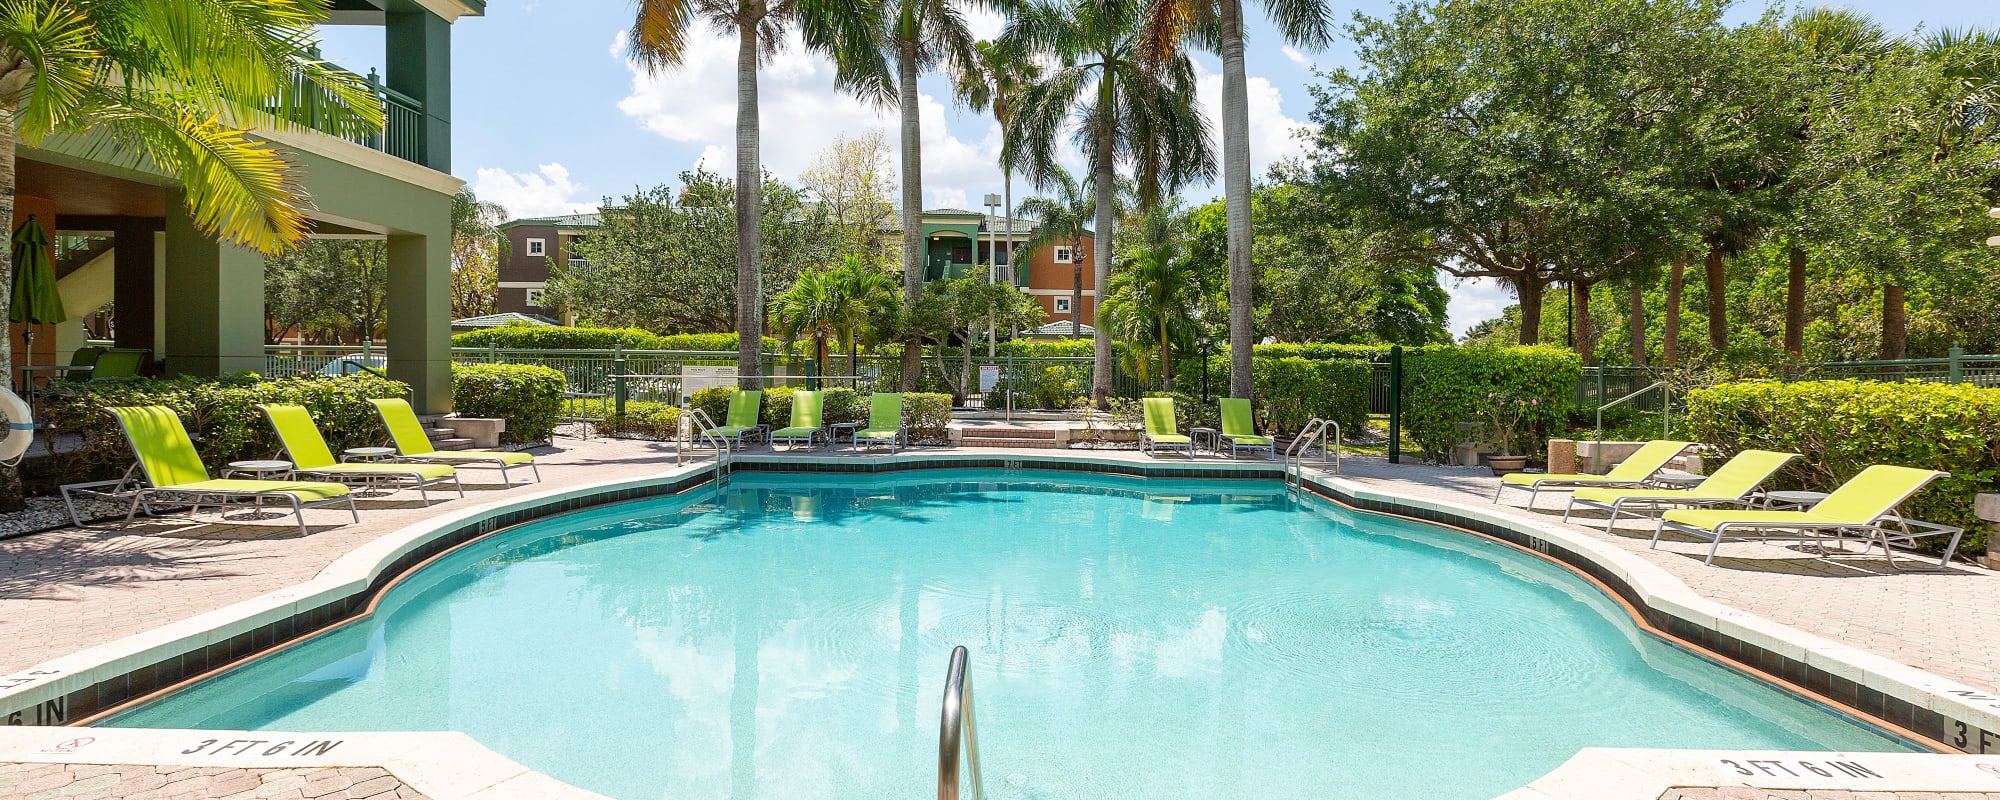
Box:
[629,0,698,71]
[0,0,98,141]
[97,98,310,255]
[798,0,895,106]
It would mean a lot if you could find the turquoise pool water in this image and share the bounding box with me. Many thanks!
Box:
[107,471,1913,799]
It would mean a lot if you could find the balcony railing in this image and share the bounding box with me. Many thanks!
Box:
[275,58,426,166]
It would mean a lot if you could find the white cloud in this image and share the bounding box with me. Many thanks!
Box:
[615,30,1010,210]
[1281,45,1312,67]
[1444,275,1517,339]
[472,163,597,219]
[1193,62,1309,191]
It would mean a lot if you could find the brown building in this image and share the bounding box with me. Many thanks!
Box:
[494,212,599,321]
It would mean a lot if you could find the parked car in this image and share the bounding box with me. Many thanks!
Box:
[318,354,387,376]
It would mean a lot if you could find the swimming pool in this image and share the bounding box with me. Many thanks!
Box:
[105,470,1915,799]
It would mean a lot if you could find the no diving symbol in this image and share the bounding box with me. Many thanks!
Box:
[42,736,94,753]
[1978,762,2000,776]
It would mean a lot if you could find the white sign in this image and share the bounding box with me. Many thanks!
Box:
[979,365,1000,393]
[683,366,739,394]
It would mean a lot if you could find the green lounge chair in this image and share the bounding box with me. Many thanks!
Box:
[771,390,826,451]
[705,390,764,450]
[90,348,147,381]
[1566,449,1799,529]
[1218,398,1273,460]
[1141,397,1192,458]
[260,404,462,506]
[1656,465,1961,569]
[1493,440,1691,509]
[368,398,541,484]
[855,392,905,453]
[53,346,103,384]
[107,405,356,536]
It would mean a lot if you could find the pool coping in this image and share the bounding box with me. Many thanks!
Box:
[3,451,1999,798]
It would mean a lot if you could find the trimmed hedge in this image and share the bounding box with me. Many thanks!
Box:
[1403,346,1579,462]
[1252,356,1370,435]
[605,401,682,439]
[907,393,953,442]
[452,325,786,353]
[1681,380,2000,556]
[42,373,411,480]
[452,363,566,444]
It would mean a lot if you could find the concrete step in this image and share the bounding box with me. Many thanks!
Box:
[956,426,1061,440]
[426,427,455,440]
[433,438,474,451]
[960,437,1065,449]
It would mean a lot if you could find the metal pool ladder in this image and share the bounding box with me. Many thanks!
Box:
[680,407,731,484]
[938,645,985,800]
[1284,417,1341,490]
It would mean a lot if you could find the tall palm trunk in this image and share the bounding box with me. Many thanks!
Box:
[1703,244,1727,352]
[1219,0,1254,400]
[735,23,764,388]
[1664,253,1685,367]
[0,114,19,514]
[1784,244,1806,356]
[1627,275,1646,366]
[898,42,924,392]
[1091,115,1116,409]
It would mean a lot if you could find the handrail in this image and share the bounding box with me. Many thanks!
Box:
[938,645,984,800]
[1593,379,1670,442]
[1283,417,1340,487]
[680,407,730,480]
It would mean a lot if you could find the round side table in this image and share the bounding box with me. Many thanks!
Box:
[343,446,398,463]
[223,460,294,480]
[1761,490,1830,510]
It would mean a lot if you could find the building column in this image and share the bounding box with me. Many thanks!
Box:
[111,219,158,354]
[162,194,264,376]
[386,7,451,172]
[387,231,452,413]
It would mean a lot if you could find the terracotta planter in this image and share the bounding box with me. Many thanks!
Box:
[1487,455,1529,475]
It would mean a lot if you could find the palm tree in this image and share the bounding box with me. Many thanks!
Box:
[630,0,887,387]
[1003,0,1215,407]
[1137,0,1332,399]
[1015,171,1096,339]
[0,1,384,513]
[827,255,903,379]
[771,267,842,376]
[1101,205,1197,391]
[876,0,979,392]
[955,40,1042,289]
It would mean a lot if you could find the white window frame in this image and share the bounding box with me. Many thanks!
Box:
[1053,297,1072,313]
[524,287,546,307]
[1052,246,1073,264]
[525,238,547,257]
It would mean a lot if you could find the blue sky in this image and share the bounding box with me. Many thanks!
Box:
[319,0,1995,338]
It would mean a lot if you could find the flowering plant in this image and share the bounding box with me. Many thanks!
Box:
[1479,389,1540,457]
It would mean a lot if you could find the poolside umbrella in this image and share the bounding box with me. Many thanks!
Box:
[9,216,65,377]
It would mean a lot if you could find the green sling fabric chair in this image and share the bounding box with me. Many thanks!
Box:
[368,398,540,485]
[705,390,764,450]
[1493,440,1692,509]
[90,349,147,381]
[1565,449,1799,529]
[1656,464,1960,569]
[1218,398,1273,460]
[855,393,905,453]
[107,405,356,536]
[1141,397,1192,458]
[261,404,462,506]
[771,390,827,451]
[52,346,103,384]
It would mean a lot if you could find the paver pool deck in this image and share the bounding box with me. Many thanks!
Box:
[3,437,2000,799]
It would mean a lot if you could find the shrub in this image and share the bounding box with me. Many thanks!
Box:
[41,373,410,480]
[761,385,800,428]
[452,363,567,444]
[1403,346,1579,462]
[1681,380,2000,556]
[605,401,682,439]
[452,325,790,353]
[689,387,735,424]
[821,387,866,425]
[1149,391,1219,431]
[1251,356,1370,436]
[906,392,953,442]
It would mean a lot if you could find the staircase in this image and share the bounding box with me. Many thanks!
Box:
[415,414,474,451]
[954,425,1066,449]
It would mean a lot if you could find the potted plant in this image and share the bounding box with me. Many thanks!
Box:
[1479,390,1537,475]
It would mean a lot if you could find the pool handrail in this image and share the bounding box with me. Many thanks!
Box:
[1284,417,1340,487]
[938,645,985,800]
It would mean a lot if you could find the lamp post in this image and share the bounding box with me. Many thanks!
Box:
[1199,335,1213,404]
[984,193,1002,358]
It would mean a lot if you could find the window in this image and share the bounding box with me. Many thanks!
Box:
[526,238,547,257]
[1053,297,1071,313]
[1053,246,1073,264]
[524,288,546,307]
[950,243,972,264]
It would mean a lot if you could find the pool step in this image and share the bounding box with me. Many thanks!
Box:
[954,425,1068,449]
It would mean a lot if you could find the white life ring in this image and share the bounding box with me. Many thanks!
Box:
[0,385,32,463]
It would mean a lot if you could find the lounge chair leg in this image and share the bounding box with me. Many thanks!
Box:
[1648,518,1666,549]
[1705,525,1726,565]
[453,475,465,498]
[123,492,146,529]
[347,495,360,523]
[1561,502,1574,523]
[1525,487,1539,510]
[1604,501,1622,531]
[418,482,429,506]
[1493,483,1507,504]
[292,496,308,537]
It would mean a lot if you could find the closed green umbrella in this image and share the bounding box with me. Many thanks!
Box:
[9,216,65,326]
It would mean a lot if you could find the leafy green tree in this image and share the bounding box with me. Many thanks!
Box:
[1004,0,1216,407]
[264,241,387,346]
[1137,0,1334,401]
[912,269,1044,402]
[549,169,842,334]
[1100,205,1199,390]
[450,188,507,320]
[628,0,887,385]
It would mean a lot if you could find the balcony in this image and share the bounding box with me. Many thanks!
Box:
[276,58,427,166]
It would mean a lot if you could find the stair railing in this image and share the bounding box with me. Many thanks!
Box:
[938,645,985,800]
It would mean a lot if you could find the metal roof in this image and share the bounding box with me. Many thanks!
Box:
[1025,320,1096,337]
[451,312,557,329]
[497,212,602,230]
